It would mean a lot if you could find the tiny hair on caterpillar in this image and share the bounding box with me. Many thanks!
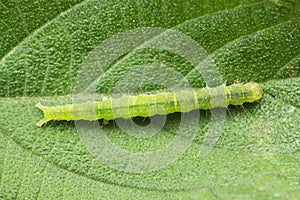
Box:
[35,82,263,127]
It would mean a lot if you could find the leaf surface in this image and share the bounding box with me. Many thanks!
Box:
[0,0,299,199]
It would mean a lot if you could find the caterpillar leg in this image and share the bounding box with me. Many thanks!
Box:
[102,119,110,125]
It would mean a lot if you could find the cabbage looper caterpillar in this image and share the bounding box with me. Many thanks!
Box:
[36,82,263,127]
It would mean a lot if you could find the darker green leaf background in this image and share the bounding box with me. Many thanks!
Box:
[0,0,299,199]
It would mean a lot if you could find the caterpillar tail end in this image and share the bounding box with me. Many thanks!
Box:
[35,102,50,127]
[36,118,50,127]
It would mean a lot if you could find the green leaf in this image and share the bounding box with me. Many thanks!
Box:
[1,0,300,199]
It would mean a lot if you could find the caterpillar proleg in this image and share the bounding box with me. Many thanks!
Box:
[36,83,263,127]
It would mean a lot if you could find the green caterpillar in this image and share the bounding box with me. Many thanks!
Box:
[36,83,263,127]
